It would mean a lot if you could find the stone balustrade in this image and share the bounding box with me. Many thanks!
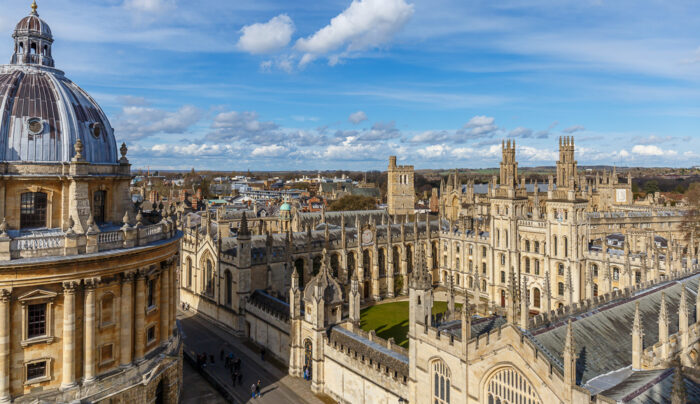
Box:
[0,218,178,261]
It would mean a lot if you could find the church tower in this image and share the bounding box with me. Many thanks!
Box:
[387,156,415,215]
[499,140,518,188]
[556,136,578,189]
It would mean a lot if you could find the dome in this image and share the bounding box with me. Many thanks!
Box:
[0,3,118,164]
[280,202,291,211]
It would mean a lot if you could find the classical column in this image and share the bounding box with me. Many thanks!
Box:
[0,289,11,404]
[83,279,98,383]
[134,270,147,362]
[120,272,135,367]
[60,281,78,390]
[160,265,170,345]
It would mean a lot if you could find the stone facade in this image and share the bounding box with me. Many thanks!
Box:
[387,156,415,216]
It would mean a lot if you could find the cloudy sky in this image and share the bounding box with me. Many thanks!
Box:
[3,0,699,170]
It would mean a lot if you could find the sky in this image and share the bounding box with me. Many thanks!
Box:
[1,0,699,171]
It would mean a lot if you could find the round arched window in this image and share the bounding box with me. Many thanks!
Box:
[27,118,43,135]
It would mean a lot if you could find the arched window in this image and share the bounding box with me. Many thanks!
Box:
[186,258,193,288]
[20,192,48,229]
[534,241,540,253]
[482,262,487,274]
[613,267,620,281]
[304,339,313,380]
[469,260,473,272]
[407,245,413,273]
[558,263,565,276]
[482,246,487,258]
[313,255,322,276]
[432,359,451,404]
[362,250,371,280]
[558,282,564,296]
[486,366,541,404]
[500,271,506,284]
[93,190,106,224]
[564,237,568,257]
[533,288,540,308]
[393,247,400,274]
[534,260,540,275]
[206,259,213,294]
[378,248,386,277]
[525,240,530,252]
[500,290,506,307]
[469,277,473,289]
[525,258,531,274]
[42,45,47,56]
[330,254,340,278]
[30,42,37,54]
[553,236,558,256]
[500,254,505,266]
[635,271,641,284]
[19,42,24,53]
[482,280,487,291]
[224,270,232,305]
[592,264,598,278]
[593,283,598,297]
[294,258,305,286]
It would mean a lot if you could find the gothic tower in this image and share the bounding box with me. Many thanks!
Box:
[387,156,415,215]
[556,136,578,189]
[499,139,518,188]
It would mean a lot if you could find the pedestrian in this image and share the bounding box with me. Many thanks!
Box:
[260,347,266,361]
[251,383,256,399]
[303,366,307,380]
[255,379,261,398]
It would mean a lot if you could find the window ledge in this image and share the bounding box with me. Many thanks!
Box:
[24,375,50,386]
[146,305,158,315]
[99,358,115,368]
[21,335,54,348]
[99,322,116,331]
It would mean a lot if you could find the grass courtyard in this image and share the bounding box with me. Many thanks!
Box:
[359,301,460,348]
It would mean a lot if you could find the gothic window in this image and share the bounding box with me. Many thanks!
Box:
[486,367,541,404]
[313,255,322,276]
[469,277,473,288]
[93,190,107,224]
[558,263,564,276]
[482,262,487,274]
[558,282,564,296]
[500,271,506,284]
[378,249,386,277]
[432,359,451,404]
[362,251,371,279]
[533,288,540,308]
[224,270,232,305]
[206,259,214,294]
[525,258,531,274]
[525,240,530,252]
[613,267,620,281]
[20,192,48,229]
[534,260,540,275]
[592,264,598,278]
[295,258,305,286]
[593,283,598,297]
[534,241,540,253]
[469,260,473,272]
[455,274,460,286]
[635,271,641,284]
[455,258,460,270]
[564,237,569,257]
[304,339,313,380]
[407,245,413,273]
[186,258,193,288]
[482,280,487,291]
[455,243,460,254]
[469,244,473,255]
[553,236,558,256]
[331,254,340,278]
[482,247,487,258]
[393,247,400,274]
[500,254,505,266]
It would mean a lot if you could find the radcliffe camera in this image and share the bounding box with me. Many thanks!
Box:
[0,1,698,404]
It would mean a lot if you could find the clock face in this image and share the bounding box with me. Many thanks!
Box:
[362,229,373,245]
[616,189,626,203]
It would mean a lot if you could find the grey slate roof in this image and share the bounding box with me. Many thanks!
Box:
[529,274,700,386]
[329,326,409,379]
[600,368,700,403]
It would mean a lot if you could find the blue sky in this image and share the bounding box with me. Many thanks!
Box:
[2,0,699,170]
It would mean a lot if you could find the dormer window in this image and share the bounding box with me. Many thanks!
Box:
[27,118,43,135]
[90,122,103,139]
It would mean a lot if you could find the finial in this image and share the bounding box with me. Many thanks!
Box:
[72,139,84,162]
[120,142,128,160]
[0,218,7,237]
[31,0,38,15]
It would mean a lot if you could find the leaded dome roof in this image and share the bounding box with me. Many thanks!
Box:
[0,3,118,164]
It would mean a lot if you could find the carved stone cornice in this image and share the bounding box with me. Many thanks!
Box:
[121,270,137,283]
[84,277,100,290]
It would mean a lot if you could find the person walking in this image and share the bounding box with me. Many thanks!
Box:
[255,379,261,398]
[251,383,257,400]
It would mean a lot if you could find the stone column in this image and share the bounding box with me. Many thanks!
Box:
[120,272,135,367]
[134,270,147,362]
[160,265,170,345]
[60,281,78,391]
[0,289,11,404]
[83,279,97,383]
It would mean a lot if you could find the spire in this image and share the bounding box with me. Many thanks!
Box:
[520,275,529,329]
[679,284,688,334]
[563,319,577,387]
[632,301,643,369]
[671,364,687,404]
[239,212,250,237]
[659,292,669,360]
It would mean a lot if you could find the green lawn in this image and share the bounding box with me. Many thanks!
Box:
[359,301,460,348]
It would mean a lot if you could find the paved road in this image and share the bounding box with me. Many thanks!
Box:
[179,311,325,404]
[181,360,228,404]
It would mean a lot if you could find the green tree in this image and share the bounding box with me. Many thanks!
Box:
[328,195,377,211]
[643,180,660,194]
[681,182,700,242]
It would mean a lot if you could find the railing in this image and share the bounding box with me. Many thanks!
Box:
[11,235,64,251]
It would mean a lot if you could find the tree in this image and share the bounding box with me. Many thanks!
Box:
[328,195,377,211]
[681,182,700,242]
[643,180,659,194]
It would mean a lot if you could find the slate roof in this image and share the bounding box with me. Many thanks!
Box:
[529,274,700,386]
[600,368,700,403]
[329,326,409,379]
[248,290,290,322]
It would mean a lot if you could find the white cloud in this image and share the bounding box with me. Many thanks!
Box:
[518,146,558,161]
[349,110,368,124]
[203,111,281,144]
[509,127,532,138]
[132,143,240,157]
[631,145,677,156]
[237,14,295,54]
[295,0,414,66]
[562,125,585,134]
[123,0,174,13]
[416,144,447,159]
[618,149,630,158]
[114,105,201,141]
[410,130,450,143]
[457,115,499,139]
[251,145,289,157]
